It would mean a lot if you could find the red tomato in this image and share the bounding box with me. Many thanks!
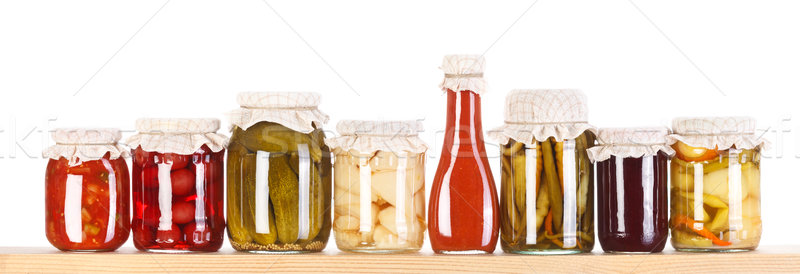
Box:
[132,220,155,247]
[155,224,182,248]
[142,166,160,189]
[133,148,154,168]
[172,201,195,224]
[182,222,211,247]
[164,153,191,170]
[170,169,195,197]
[143,204,161,227]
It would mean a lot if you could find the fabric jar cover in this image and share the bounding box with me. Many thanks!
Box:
[126,118,228,155]
[439,55,487,96]
[43,128,129,165]
[325,120,428,155]
[667,116,769,150]
[587,127,675,162]
[489,89,597,145]
[229,91,329,133]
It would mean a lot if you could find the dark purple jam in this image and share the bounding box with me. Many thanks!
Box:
[597,152,668,253]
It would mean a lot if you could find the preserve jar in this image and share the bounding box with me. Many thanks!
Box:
[227,92,332,253]
[668,117,766,252]
[127,118,228,252]
[587,127,673,253]
[326,120,428,253]
[489,89,596,255]
[429,55,500,254]
[43,128,130,251]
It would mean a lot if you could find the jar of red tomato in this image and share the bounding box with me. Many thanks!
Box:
[43,128,130,251]
[127,118,229,252]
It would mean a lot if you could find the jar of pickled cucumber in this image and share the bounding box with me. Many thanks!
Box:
[227,92,332,253]
[43,128,130,252]
[587,127,674,253]
[668,117,767,252]
[325,120,428,253]
[127,118,229,252]
[489,89,596,255]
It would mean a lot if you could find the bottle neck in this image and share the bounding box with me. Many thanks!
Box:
[443,90,485,147]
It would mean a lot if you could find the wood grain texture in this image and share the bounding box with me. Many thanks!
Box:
[1,247,799,273]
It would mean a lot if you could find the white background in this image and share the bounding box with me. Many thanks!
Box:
[1,0,799,253]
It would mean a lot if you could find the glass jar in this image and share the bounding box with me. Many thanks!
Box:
[43,129,130,251]
[128,118,228,252]
[227,92,332,253]
[588,127,672,253]
[429,55,499,254]
[490,89,596,255]
[326,120,428,253]
[669,117,765,252]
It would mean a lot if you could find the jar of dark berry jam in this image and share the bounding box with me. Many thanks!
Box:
[587,127,673,253]
[43,128,130,251]
[127,118,228,252]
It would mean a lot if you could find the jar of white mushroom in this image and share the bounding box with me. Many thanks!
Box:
[326,120,427,253]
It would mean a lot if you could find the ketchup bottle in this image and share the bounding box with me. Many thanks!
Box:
[428,55,500,254]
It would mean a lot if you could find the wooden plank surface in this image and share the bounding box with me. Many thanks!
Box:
[1,247,799,273]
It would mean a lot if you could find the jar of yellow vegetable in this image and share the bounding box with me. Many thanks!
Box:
[668,117,767,252]
[326,120,428,253]
[489,89,597,254]
[226,92,332,253]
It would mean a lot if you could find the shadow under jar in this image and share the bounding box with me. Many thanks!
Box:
[128,118,228,253]
[226,92,332,253]
[668,117,766,252]
[589,127,673,253]
[43,128,130,252]
[326,120,428,253]
[490,89,597,255]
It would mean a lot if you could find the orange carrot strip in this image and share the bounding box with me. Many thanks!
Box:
[673,215,732,246]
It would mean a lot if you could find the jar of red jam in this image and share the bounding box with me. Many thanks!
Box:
[127,118,228,252]
[43,128,130,251]
[587,127,673,253]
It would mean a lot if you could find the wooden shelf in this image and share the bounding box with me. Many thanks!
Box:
[1,247,799,273]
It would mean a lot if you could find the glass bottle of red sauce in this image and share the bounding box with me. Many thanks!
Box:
[587,127,673,253]
[428,55,500,254]
[43,128,130,251]
[127,118,229,252]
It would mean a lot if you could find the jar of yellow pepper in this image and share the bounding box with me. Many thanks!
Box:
[489,89,597,254]
[668,117,767,252]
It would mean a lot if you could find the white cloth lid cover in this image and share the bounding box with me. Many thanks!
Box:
[43,128,129,165]
[667,116,769,150]
[439,55,487,96]
[325,120,428,154]
[126,118,228,155]
[587,127,675,162]
[489,89,596,145]
[229,91,329,133]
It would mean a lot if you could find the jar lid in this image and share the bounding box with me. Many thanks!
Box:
[587,127,675,162]
[126,118,228,154]
[489,89,596,145]
[135,118,220,133]
[229,91,329,133]
[439,54,487,96]
[668,116,769,150]
[43,128,129,165]
[325,120,428,155]
[52,128,122,145]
